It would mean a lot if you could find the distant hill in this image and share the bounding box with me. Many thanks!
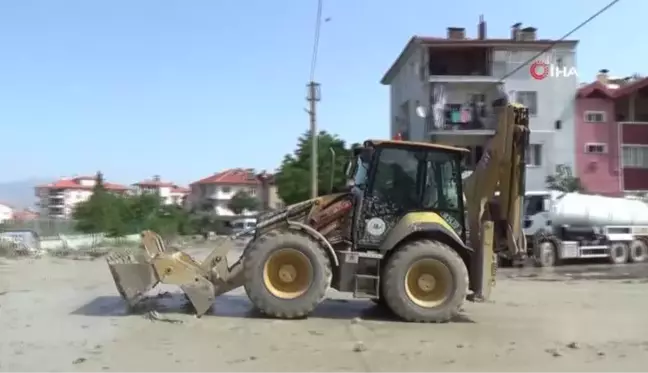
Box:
[0,178,51,209]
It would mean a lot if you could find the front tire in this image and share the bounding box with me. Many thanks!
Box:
[243,229,331,319]
[535,241,558,267]
[382,240,468,323]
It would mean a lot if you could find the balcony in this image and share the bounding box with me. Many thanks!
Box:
[48,190,64,197]
[49,197,65,206]
[427,47,497,84]
[426,103,497,137]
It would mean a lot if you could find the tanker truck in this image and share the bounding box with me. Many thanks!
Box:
[523,190,648,267]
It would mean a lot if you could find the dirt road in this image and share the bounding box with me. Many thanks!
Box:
[1,252,648,372]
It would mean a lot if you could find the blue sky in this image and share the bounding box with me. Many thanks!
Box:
[0,0,640,185]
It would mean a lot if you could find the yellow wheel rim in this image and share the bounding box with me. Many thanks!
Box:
[263,248,313,299]
[404,259,452,308]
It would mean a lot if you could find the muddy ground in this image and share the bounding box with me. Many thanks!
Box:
[1,247,648,372]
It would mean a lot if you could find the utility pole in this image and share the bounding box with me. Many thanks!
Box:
[306,81,321,199]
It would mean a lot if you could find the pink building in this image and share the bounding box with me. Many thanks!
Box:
[575,70,648,196]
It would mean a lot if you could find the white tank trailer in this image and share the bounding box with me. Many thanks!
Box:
[526,191,648,267]
[551,193,648,227]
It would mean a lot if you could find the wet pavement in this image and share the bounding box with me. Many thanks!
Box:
[501,262,648,282]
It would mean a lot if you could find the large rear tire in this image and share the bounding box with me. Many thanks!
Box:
[609,242,630,265]
[243,229,331,319]
[629,239,648,263]
[382,240,468,323]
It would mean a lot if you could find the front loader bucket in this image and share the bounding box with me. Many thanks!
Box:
[106,250,159,309]
[106,231,246,317]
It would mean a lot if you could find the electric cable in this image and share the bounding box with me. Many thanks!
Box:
[309,0,324,81]
[494,0,621,84]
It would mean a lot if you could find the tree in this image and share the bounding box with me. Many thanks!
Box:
[73,172,195,237]
[274,130,359,205]
[73,171,123,234]
[545,164,585,193]
[227,190,259,215]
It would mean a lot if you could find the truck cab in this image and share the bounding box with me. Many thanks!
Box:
[523,190,553,240]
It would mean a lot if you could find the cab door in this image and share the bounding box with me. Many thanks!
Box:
[356,146,422,248]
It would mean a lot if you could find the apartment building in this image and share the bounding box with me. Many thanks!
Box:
[35,176,129,218]
[575,70,648,195]
[381,17,578,190]
[0,202,13,223]
[132,176,190,206]
[188,168,284,216]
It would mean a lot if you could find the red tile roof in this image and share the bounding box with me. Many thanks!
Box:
[577,77,648,99]
[192,168,261,186]
[36,177,129,191]
[576,81,614,98]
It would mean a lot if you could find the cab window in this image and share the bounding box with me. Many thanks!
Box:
[371,147,420,210]
[422,153,461,211]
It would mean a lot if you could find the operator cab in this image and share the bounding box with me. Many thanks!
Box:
[345,139,469,250]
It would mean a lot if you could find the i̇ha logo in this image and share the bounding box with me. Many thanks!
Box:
[529,61,550,80]
[529,60,577,80]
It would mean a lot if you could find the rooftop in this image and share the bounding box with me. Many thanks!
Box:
[380,19,578,85]
[134,178,176,188]
[577,73,648,99]
[36,176,129,191]
[191,168,261,186]
[133,176,189,193]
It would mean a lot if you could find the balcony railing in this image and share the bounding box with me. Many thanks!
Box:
[426,105,496,134]
[48,197,65,206]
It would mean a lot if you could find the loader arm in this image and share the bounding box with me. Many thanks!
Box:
[463,102,530,299]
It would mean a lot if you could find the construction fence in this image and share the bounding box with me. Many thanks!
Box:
[0,218,79,237]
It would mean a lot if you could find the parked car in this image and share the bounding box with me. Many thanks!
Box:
[230,218,257,236]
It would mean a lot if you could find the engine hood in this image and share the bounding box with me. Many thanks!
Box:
[257,192,350,225]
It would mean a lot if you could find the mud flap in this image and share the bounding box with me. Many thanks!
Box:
[107,251,159,308]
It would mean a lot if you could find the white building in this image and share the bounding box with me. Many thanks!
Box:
[381,18,578,190]
[35,176,129,218]
[0,202,13,223]
[132,176,190,206]
[188,168,263,216]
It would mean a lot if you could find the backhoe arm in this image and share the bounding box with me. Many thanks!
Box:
[463,102,530,299]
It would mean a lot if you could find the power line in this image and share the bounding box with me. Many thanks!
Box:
[496,0,621,84]
[309,0,324,81]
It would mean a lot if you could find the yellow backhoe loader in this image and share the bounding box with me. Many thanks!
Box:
[107,101,530,323]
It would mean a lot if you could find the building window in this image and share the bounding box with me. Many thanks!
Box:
[517,91,538,116]
[623,146,648,169]
[584,111,606,123]
[585,143,607,154]
[526,144,542,166]
[221,186,231,193]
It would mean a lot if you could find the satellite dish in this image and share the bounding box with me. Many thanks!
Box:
[415,106,428,118]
